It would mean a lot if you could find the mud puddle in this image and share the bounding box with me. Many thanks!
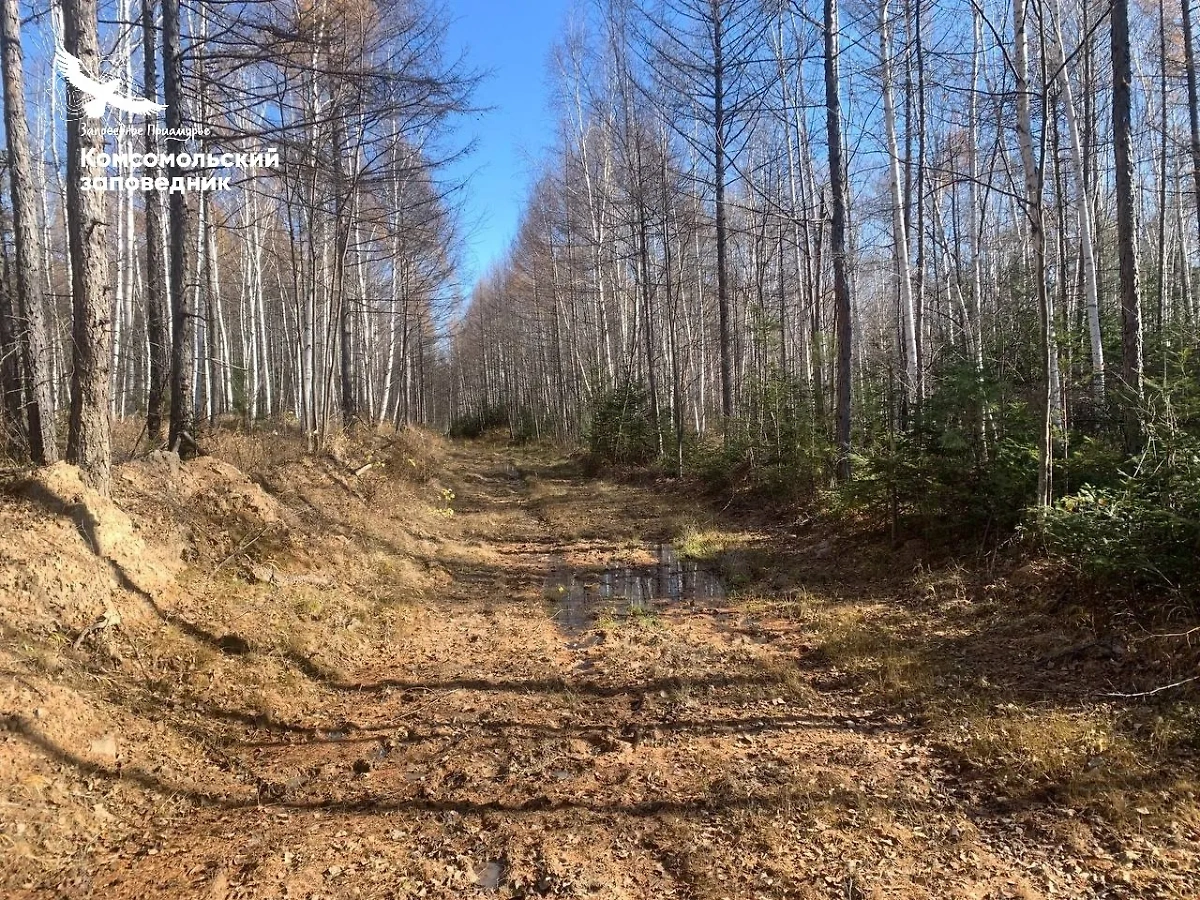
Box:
[544,543,725,629]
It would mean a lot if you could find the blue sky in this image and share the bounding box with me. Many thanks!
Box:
[443,0,573,290]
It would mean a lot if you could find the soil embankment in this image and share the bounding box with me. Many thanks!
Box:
[2,435,1196,898]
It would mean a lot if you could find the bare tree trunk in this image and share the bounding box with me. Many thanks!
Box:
[163,0,195,455]
[1,0,57,463]
[63,0,112,493]
[967,4,991,456]
[712,14,734,425]
[879,0,918,420]
[142,0,168,444]
[0,249,27,446]
[1048,0,1104,400]
[825,0,852,480]
[1014,0,1053,506]
[1112,0,1144,449]
[1182,0,1200,273]
[334,146,355,428]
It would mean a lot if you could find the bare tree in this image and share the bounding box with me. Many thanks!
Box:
[1112,0,1143,449]
[163,0,194,455]
[63,0,112,492]
[825,0,852,480]
[1013,0,1053,507]
[878,0,918,420]
[639,0,770,424]
[1,0,57,463]
[142,0,168,445]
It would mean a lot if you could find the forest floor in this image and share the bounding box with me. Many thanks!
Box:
[2,433,1198,899]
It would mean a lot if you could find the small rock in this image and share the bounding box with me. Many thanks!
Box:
[475,860,504,890]
[92,803,115,822]
[89,734,119,764]
[352,758,372,775]
[206,868,229,900]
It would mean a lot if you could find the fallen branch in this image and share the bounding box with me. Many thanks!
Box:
[72,608,122,649]
[209,526,269,580]
[1100,674,1200,699]
[396,688,461,720]
[1138,626,1200,641]
[169,430,204,457]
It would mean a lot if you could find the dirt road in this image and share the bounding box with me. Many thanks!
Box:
[5,441,1196,899]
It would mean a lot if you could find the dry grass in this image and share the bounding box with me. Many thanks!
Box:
[659,483,1200,840]
[871,648,935,701]
[946,705,1134,784]
[379,426,446,483]
[753,656,816,700]
[674,522,746,560]
[795,589,1198,823]
[808,606,935,702]
[204,425,309,476]
[909,564,971,606]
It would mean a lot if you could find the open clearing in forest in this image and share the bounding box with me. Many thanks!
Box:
[1,435,1197,899]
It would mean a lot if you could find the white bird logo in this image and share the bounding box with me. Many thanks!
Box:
[54,46,166,118]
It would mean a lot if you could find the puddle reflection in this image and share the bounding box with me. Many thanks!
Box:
[545,543,726,629]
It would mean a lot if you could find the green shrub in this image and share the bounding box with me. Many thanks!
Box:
[449,406,509,439]
[586,385,660,467]
[831,435,1038,541]
[1040,438,1200,593]
[680,371,830,498]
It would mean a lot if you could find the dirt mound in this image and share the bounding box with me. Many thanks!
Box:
[180,456,284,525]
[115,449,292,565]
[178,456,289,560]
[1,462,180,634]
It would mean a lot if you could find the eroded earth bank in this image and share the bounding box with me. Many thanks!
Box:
[2,432,1197,898]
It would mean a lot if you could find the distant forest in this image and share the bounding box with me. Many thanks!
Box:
[1,0,1198,586]
[452,0,1200,584]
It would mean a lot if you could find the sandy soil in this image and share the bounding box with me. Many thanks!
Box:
[2,438,1197,899]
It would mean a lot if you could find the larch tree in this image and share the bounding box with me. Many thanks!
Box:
[878,0,918,420]
[142,0,168,445]
[62,0,112,493]
[639,0,771,425]
[1012,0,1053,507]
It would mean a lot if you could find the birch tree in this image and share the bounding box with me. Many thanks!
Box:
[1,0,57,463]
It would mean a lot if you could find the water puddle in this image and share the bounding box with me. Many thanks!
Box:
[545,543,725,630]
[475,859,504,890]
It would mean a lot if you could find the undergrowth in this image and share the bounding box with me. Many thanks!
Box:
[578,359,1200,609]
